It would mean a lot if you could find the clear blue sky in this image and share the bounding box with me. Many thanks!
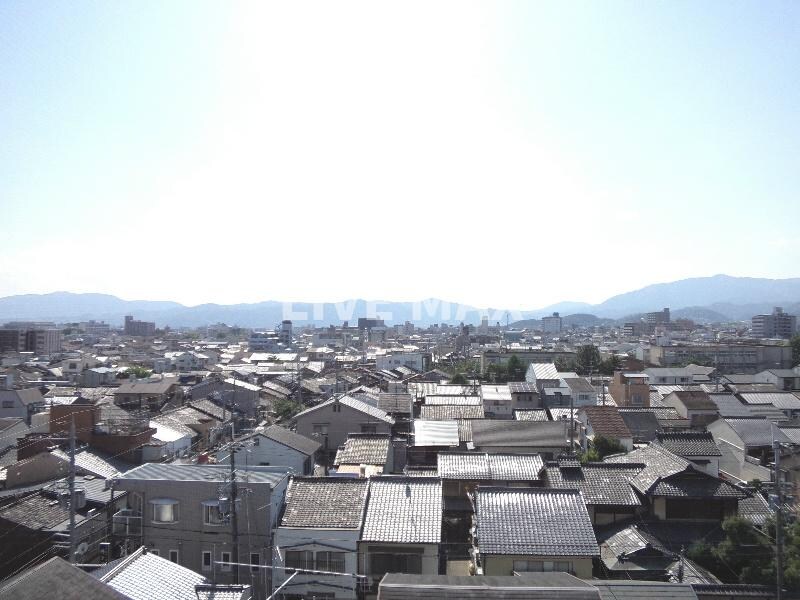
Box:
[1,1,798,309]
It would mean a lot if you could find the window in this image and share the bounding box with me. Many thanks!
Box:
[369,551,421,576]
[285,550,314,570]
[312,424,329,435]
[149,549,160,557]
[203,501,224,525]
[332,404,341,413]
[202,551,212,571]
[150,499,178,523]
[316,551,345,572]
[1,401,14,409]
[513,560,571,573]
[221,551,232,571]
[250,552,260,573]
[169,550,179,563]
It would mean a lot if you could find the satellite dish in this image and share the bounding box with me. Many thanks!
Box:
[76,542,89,555]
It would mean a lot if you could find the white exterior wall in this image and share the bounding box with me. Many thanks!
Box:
[375,353,424,372]
[216,436,308,474]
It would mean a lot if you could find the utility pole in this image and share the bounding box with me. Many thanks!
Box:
[774,435,784,600]
[569,387,575,452]
[68,417,77,564]
[230,445,239,585]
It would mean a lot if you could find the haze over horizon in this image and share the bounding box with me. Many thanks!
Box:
[2,2,799,309]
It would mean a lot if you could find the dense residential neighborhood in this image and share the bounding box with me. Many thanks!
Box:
[0,309,798,599]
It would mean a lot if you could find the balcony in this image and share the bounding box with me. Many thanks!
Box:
[112,509,142,537]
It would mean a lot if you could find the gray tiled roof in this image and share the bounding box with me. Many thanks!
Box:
[115,463,288,486]
[437,453,543,481]
[649,472,748,499]
[294,395,395,424]
[592,580,699,600]
[361,476,442,544]
[708,394,753,418]
[280,477,368,529]
[721,418,791,447]
[101,548,206,600]
[738,493,773,526]
[420,404,485,420]
[377,393,413,414]
[475,487,598,557]
[0,557,127,600]
[655,432,722,457]
[262,424,321,456]
[334,434,390,466]
[664,391,717,411]
[581,406,632,439]
[514,409,549,422]
[606,444,690,495]
[739,392,800,411]
[545,462,644,506]
[619,411,660,442]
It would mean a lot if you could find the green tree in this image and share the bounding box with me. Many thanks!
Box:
[555,357,577,372]
[688,517,774,585]
[575,345,602,375]
[598,355,621,376]
[273,397,303,421]
[125,365,152,379]
[591,435,626,459]
[791,335,800,367]
[450,373,468,384]
[506,354,526,381]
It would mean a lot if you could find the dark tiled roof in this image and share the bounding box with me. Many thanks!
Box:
[606,444,690,495]
[665,391,717,411]
[709,394,753,417]
[334,434,390,466]
[471,420,570,449]
[655,432,722,457]
[581,407,632,439]
[738,493,773,526]
[475,487,598,557]
[437,453,543,481]
[650,471,748,499]
[420,404,485,420]
[361,476,442,544]
[545,462,644,506]
[0,557,127,600]
[721,418,792,447]
[0,492,70,530]
[619,411,660,442]
[262,424,321,456]
[280,477,368,528]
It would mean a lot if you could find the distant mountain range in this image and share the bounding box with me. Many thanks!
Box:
[0,275,798,328]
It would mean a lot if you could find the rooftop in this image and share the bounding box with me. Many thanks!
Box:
[361,476,442,544]
[655,432,722,457]
[475,487,598,557]
[280,477,368,529]
[581,406,632,439]
[114,463,289,486]
[437,452,544,481]
[334,433,390,466]
[545,462,643,506]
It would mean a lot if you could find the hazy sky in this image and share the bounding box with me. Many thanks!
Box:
[1,2,798,310]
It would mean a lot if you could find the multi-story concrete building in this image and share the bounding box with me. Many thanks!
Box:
[752,307,797,339]
[645,308,670,327]
[0,323,62,355]
[113,463,290,600]
[648,343,792,374]
[541,312,563,334]
[123,315,156,337]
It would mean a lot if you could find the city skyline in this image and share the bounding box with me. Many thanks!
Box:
[2,2,799,309]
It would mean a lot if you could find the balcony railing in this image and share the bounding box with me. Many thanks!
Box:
[112,509,142,536]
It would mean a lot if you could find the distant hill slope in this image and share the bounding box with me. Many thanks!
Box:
[0,275,798,327]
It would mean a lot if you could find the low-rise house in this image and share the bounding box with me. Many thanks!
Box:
[112,463,290,599]
[0,388,45,423]
[508,381,541,410]
[645,368,695,386]
[409,420,460,465]
[480,384,513,418]
[754,369,800,391]
[707,417,790,483]
[273,477,369,600]
[334,433,392,476]
[578,406,633,451]
[525,363,561,393]
[661,391,719,429]
[563,377,598,407]
[472,487,599,578]
[738,392,800,420]
[606,444,748,522]
[654,432,722,476]
[113,378,180,412]
[607,372,650,408]
[359,476,443,595]
[216,425,320,475]
[544,457,644,525]
[437,452,544,509]
[294,396,394,462]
